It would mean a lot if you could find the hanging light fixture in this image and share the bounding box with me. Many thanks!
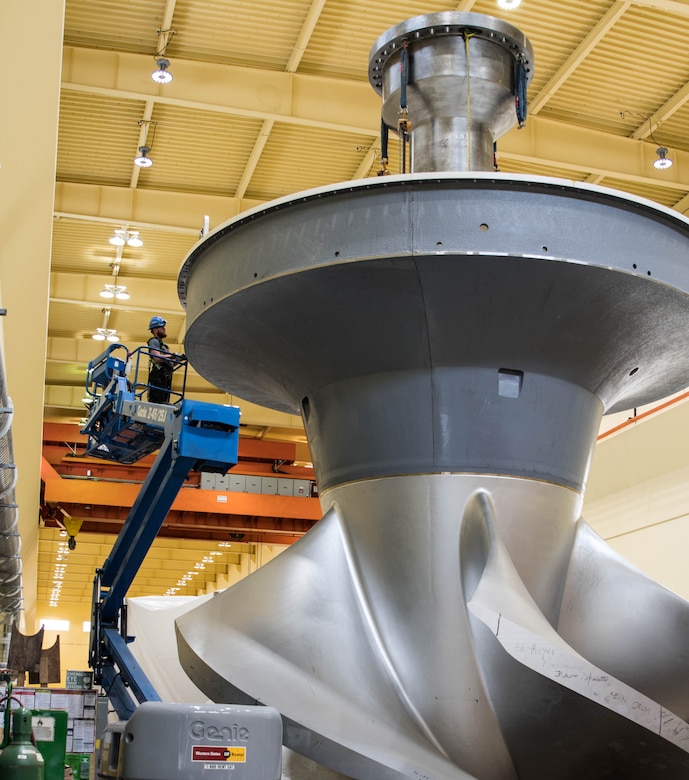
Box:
[92,327,119,342]
[654,146,673,170]
[134,145,153,168]
[637,116,674,171]
[497,0,521,8]
[109,229,143,247]
[102,239,134,301]
[151,28,177,86]
[92,308,120,342]
[99,284,130,301]
[133,118,158,170]
[152,57,173,84]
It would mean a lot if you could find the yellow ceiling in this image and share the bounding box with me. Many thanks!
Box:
[37,527,266,607]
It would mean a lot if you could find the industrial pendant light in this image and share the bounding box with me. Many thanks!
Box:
[99,284,130,301]
[134,146,153,168]
[152,57,173,84]
[654,146,673,170]
[109,229,143,247]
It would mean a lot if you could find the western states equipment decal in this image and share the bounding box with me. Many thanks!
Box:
[192,745,247,763]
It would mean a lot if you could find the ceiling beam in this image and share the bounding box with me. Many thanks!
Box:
[156,0,178,56]
[530,0,689,122]
[61,46,380,136]
[49,296,183,316]
[617,0,689,152]
[237,0,327,198]
[130,100,155,189]
[286,0,328,73]
[631,80,689,140]
[673,192,689,213]
[54,212,198,234]
[235,120,274,200]
[353,142,380,180]
[43,476,321,521]
[54,181,262,233]
[61,46,689,192]
[500,115,689,192]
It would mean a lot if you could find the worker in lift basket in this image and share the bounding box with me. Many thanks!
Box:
[147,315,176,403]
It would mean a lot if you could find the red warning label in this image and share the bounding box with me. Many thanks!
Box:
[192,745,247,763]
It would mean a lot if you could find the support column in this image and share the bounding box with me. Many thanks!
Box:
[0,0,66,628]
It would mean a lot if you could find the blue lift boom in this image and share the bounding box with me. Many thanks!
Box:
[81,344,240,719]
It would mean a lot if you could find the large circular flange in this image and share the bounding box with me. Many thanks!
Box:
[368,11,534,92]
[179,173,689,418]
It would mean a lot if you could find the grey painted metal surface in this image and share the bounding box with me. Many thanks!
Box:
[175,11,689,779]
[119,701,282,780]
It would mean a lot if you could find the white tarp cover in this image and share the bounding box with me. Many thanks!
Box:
[126,593,215,703]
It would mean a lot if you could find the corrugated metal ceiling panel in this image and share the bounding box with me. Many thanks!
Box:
[51,219,198,280]
[51,219,122,275]
[537,6,689,142]
[246,122,378,200]
[168,0,314,68]
[298,0,460,80]
[48,299,186,343]
[57,91,145,186]
[654,100,689,152]
[487,0,613,97]
[496,158,589,181]
[599,177,686,209]
[64,0,166,53]
[137,104,263,195]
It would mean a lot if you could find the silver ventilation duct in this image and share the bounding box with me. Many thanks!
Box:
[0,342,23,650]
[175,12,689,779]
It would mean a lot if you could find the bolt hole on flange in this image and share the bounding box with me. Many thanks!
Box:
[335,251,340,257]
[629,367,639,376]
[542,246,548,252]
[479,223,489,232]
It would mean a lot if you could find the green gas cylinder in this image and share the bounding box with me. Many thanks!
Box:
[0,707,45,779]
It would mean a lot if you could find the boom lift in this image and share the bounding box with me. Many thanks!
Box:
[81,343,240,719]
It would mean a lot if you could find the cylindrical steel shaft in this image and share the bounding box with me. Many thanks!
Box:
[369,13,533,171]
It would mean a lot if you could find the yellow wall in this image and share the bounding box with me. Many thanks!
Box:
[36,602,92,686]
[585,399,689,600]
[0,1,66,629]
